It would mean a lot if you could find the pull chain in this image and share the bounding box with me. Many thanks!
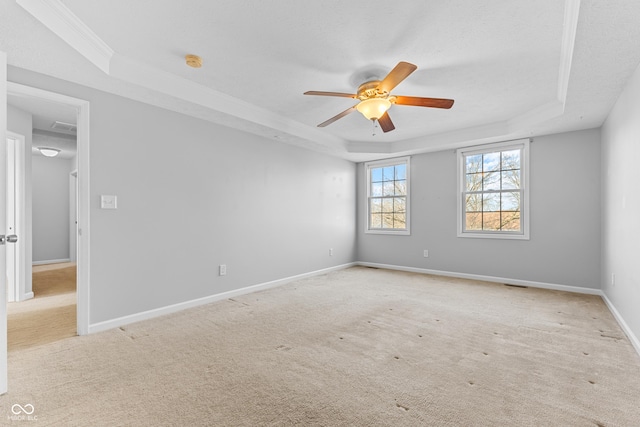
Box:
[372,119,378,136]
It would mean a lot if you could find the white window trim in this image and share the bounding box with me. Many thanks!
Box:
[456,139,530,240]
[365,156,411,236]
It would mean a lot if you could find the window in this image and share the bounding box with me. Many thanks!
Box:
[457,139,529,239]
[365,157,410,235]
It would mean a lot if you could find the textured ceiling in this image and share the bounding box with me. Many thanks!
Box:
[2,0,640,161]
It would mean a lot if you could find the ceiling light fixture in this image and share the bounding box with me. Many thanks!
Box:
[356,98,392,121]
[305,62,454,132]
[38,147,61,157]
[185,54,202,68]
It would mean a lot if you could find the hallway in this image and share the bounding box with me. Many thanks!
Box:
[8,262,76,352]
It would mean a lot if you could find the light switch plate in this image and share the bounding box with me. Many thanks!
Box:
[101,195,117,209]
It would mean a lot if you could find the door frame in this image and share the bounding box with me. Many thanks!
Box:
[7,82,91,336]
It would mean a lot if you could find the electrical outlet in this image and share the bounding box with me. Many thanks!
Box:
[611,273,615,287]
[423,250,429,258]
[219,264,227,276]
[329,248,333,256]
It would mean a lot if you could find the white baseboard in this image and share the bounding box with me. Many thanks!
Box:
[32,258,71,266]
[9,292,34,303]
[86,260,640,360]
[88,262,357,334]
[600,293,640,357]
[357,261,640,358]
[356,262,602,295]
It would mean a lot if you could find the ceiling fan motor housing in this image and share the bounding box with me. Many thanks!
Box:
[357,81,387,100]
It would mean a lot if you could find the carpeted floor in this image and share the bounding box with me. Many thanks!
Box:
[2,266,639,426]
[7,263,77,352]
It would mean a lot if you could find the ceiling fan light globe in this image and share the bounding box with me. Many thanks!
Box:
[356,98,391,121]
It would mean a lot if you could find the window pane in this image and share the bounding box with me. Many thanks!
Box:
[465,173,482,192]
[466,154,482,174]
[501,211,521,231]
[366,158,410,233]
[483,212,501,230]
[465,194,481,212]
[501,170,520,190]
[394,180,407,196]
[501,150,520,170]
[382,166,395,181]
[483,152,500,172]
[371,182,382,197]
[382,213,394,228]
[483,171,500,191]
[483,193,500,211]
[370,198,382,213]
[371,167,383,183]
[393,213,406,229]
[459,142,527,238]
[465,212,482,230]
[501,192,520,211]
[383,182,395,196]
[370,214,382,228]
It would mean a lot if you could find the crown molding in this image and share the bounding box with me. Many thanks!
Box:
[347,0,580,159]
[108,54,348,154]
[16,0,581,161]
[17,0,349,156]
[557,0,581,103]
[17,0,114,73]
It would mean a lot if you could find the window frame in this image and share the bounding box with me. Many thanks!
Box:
[364,156,411,236]
[456,139,530,240]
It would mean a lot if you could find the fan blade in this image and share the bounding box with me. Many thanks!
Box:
[394,96,454,109]
[377,112,395,133]
[317,105,358,127]
[378,62,418,94]
[304,91,356,98]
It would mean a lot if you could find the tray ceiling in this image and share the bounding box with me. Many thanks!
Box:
[3,0,640,161]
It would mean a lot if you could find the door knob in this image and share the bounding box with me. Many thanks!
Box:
[0,235,18,245]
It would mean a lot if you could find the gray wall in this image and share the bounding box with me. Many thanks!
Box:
[357,128,602,289]
[601,62,640,342]
[8,65,608,330]
[8,67,357,325]
[31,155,73,262]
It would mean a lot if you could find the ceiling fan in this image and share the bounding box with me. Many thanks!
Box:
[304,61,454,133]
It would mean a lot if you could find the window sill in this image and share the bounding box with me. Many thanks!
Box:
[457,231,529,240]
[366,229,411,236]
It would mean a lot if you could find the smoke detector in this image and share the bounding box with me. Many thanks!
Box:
[186,54,202,68]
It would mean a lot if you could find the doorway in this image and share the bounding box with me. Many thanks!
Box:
[5,82,90,343]
[6,124,79,350]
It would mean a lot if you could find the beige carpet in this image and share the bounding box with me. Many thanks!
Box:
[2,267,639,426]
[8,263,77,352]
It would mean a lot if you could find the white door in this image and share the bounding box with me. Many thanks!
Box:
[1,50,10,394]
[6,136,15,303]
[6,133,27,303]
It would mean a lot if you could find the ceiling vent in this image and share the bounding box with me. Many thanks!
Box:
[51,121,77,133]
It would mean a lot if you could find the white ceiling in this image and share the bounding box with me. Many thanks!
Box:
[2,0,640,161]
